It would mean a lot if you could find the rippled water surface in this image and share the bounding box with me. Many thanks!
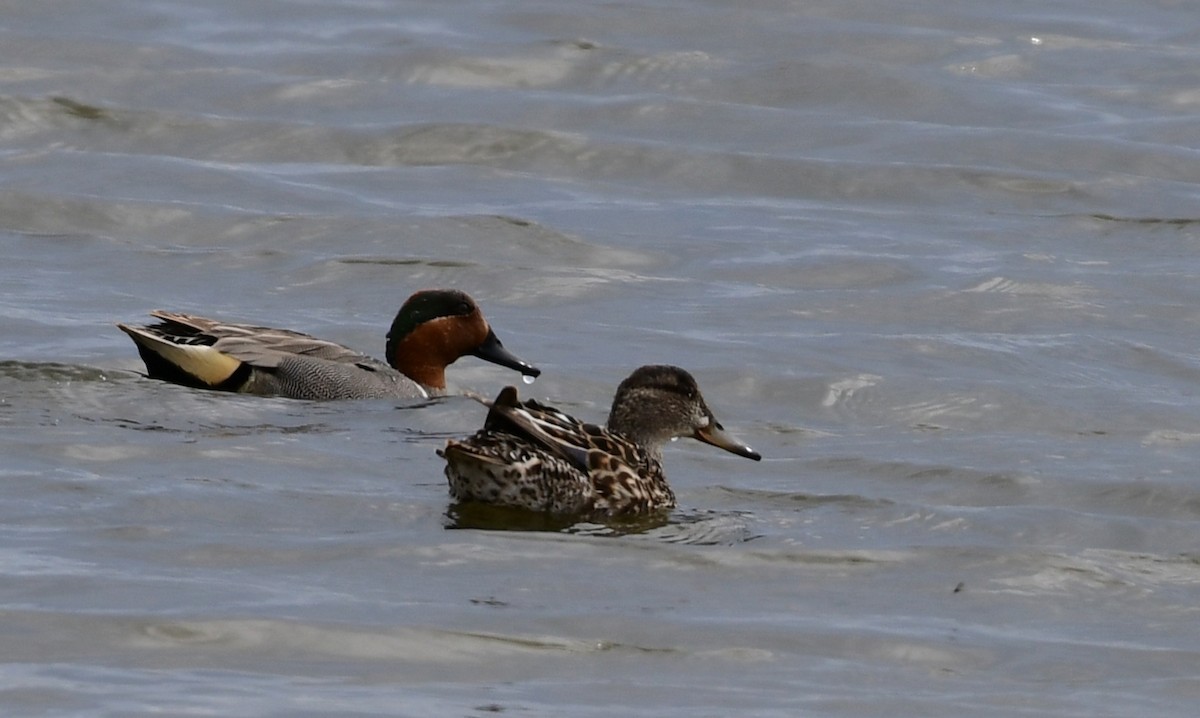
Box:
[3,1,1200,715]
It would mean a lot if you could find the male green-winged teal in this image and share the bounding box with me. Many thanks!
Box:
[117,289,540,400]
[439,364,761,516]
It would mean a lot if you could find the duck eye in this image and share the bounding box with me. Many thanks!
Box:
[457,302,471,314]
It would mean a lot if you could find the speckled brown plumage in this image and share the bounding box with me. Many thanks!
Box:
[439,365,761,517]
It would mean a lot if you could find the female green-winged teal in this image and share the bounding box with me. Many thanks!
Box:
[117,289,540,400]
[439,364,761,516]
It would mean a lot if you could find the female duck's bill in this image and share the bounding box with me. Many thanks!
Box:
[117,288,540,401]
[440,364,760,517]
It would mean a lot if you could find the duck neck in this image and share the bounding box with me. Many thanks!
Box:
[387,333,448,390]
[607,406,668,461]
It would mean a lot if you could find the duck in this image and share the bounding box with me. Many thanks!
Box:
[117,289,540,400]
[439,364,761,516]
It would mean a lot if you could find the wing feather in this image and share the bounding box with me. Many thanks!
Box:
[145,311,371,367]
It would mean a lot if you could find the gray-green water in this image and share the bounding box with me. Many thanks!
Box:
[3,1,1200,715]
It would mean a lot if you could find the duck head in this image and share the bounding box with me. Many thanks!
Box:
[608,365,761,462]
[385,289,540,390]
